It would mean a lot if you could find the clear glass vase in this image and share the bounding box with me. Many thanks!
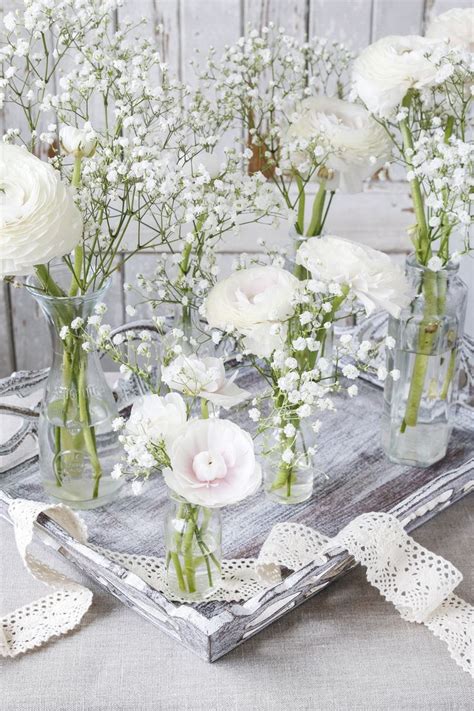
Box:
[165,301,235,359]
[381,255,467,467]
[263,422,314,504]
[26,267,123,508]
[165,493,222,601]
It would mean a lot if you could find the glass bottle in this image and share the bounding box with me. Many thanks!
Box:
[164,493,222,601]
[381,255,467,467]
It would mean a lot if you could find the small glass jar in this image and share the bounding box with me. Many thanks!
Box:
[263,425,314,505]
[164,494,222,601]
[381,255,468,467]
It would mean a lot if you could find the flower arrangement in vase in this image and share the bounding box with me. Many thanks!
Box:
[113,363,259,600]
[199,24,391,270]
[352,20,473,465]
[0,4,279,505]
[203,238,411,503]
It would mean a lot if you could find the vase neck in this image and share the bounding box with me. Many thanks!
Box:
[405,253,459,287]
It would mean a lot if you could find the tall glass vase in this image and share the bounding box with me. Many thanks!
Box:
[165,493,222,601]
[381,255,467,467]
[26,267,123,508]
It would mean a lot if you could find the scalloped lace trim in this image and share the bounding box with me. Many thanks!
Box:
[1,501,472,676]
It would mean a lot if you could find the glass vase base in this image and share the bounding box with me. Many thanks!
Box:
[264,483,313,505]
[381,418,450,468]
[42,476,124,510]
[167,571,222,602]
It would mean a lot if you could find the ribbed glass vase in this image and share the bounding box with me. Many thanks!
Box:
[26,267,123,508]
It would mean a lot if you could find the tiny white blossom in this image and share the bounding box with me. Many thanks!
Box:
[59,326,69,340]
[112,417,125,431]
[111,464,123,480]
[390,369,401,381]
[385,336,396,349]
[427,256,443,272]
[342,364,359,380]
[70,317,84,330]
[282,448,294,464]
[283,423,296,437]
[347,384,358,398]
[293,337,307,351]
[377,366,388,381]
[249,408,261,422]
[126,304,137,316]
[132,480,143,495]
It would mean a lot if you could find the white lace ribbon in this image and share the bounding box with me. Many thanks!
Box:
[0,500,92,657]
[1,500,472,676]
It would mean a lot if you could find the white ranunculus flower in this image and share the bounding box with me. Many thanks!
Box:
[60,124,97,157]
[161,354,250,409]
[287,96,391,192]
[125,393,187,449]
[0,144,83,279]
[296,235,412,318]
[205,266,299,358]
[426,8,474,51]
[164,418,262,507]
[352,35,440,117]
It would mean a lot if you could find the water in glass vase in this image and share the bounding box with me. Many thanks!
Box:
[382,342,458,466]
[263,425,314,504]
[26,267,123,509]
[165,495,222,601]
[381,256,467,468]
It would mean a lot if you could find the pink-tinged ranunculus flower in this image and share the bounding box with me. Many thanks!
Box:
[161,354,250,409]
[164,419,262,507]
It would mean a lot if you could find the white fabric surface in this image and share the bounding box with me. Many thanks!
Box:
[1,496,472,711]
[2,499,472,676]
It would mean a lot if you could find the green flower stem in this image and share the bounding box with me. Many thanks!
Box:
[170,552,186,591]
[34,265,66,298]
[182,514,197,593]
[270,406,300,497]
[201,399,209,419]
[169,503,218,594]
[69,155,84,297]
[295,174,305,235]
[270,434,297,496]
[399,95,430,264]
[293,182,326,281]
[71,154,82,188]
[54,426,63,486]
[401,271,438,431]
[306,182,327,237]
[440,348,457,400]
[77,355,102,498]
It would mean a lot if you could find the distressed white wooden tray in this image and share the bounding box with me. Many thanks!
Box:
[0,322,473,662]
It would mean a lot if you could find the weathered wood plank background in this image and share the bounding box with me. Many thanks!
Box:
[1,0,472,375]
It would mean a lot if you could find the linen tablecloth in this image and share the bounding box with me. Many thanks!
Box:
[1,494,472,711]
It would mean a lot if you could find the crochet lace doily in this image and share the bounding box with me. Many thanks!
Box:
[1,500,472,677]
